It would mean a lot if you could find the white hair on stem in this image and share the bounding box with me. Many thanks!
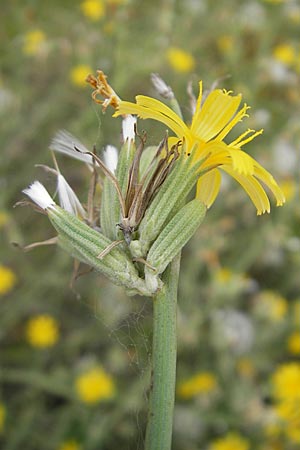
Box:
[102,145,118,174]
[23,181,55,210]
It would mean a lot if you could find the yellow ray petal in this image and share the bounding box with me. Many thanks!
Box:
[253,164,286,206]
[222,166,271,214]
[227,148,255,175]
[196,169,222,208]
[191,89,242,142]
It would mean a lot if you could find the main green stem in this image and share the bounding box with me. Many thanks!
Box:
[145,254,181,450]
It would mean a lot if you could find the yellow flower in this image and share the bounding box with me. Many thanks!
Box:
[0,265,17,295]
[23,30,46,55]
[0,403,5,433]
[217,35,234,53]
[75,367,115,404]
[287,331,300,355]
[209,432,250,450]
[177,372,217,399]
[25,315,59,348]
[236,358,255,378]
[58,439,81,450]
[114,82,285,214]
[272,363,300,401]
[80,0,105,20]
[0,211,9,227]
[273,44,296,66]
[257,291,288,321]
[215,267,234,283]
[166,47,195,73]
[70,64,93,87]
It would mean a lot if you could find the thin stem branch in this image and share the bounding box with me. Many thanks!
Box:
[145,254,181,450]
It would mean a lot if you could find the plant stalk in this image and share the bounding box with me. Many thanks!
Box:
[145,253,180,450]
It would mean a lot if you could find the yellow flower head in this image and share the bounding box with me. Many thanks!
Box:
[272,363,300,401]
[114,82,285,214]
[177,372,217,399]
[166,47,196,73]
[287,331,300,355]
[23,30,46,56]
[0,403,5,433]
[70,64,94,87]
[256,290,288,321]
[80,0,105,20]
[75,367,115,404]
[217,35,234,54]
[25,315,59,348]
[273,44,296,66]
[0,211,9,228]
[0,265,17,295]
[209,432,250,450]
[58,439,81,450]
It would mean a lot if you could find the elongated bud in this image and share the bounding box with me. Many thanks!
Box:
[144,199,206,291]
[138,147,202,255]
[23,181,152,296]
[100,122,136,240]
[146,199,206,273]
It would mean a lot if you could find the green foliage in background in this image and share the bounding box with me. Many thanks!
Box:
[1,0,300,449]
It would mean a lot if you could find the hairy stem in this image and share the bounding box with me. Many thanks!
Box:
[145,254,180,450]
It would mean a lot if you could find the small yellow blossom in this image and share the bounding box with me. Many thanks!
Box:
[80,0,105,21]
[23,30,46,56]
[0,265,17,296]
[272,363,300,401]
[287,331,300,355]
[236,358,255,378]
[25,315,59,348]
[257,291,288,321]
[209,432,250,450]
[75,367,115,404]
[70,65,93,87]
[0,403,5,433]
[166,47,195,73]
[58,439,81,450]
[280,179,296,202]
[215,267,234,283]
[114,80,285,214]
[0,211,9,227]
[217,35,234,53]
[177,372,217,399]
[273,44,296,66]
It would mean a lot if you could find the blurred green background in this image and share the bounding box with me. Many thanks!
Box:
[1,0,300,449]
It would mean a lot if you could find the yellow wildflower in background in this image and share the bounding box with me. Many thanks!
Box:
[70,65,93,87]
[58,439,81,450]
[177,372,217,399]
[257,291,288,321]
[215,267,234,283]
[0,211,9,227]
[272,363,300,401]
[25,315,59,348]
[273,44,296,66]
[80,0,105,20]
[0,265,16,296]
[115,81,285,214]
[75,367,115,404]
[166,47,195,73]
[23,30,46,55]
[217,35,234,53]
[0,403,5,432]
[209,432,250,450]
[287,331,300,355]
